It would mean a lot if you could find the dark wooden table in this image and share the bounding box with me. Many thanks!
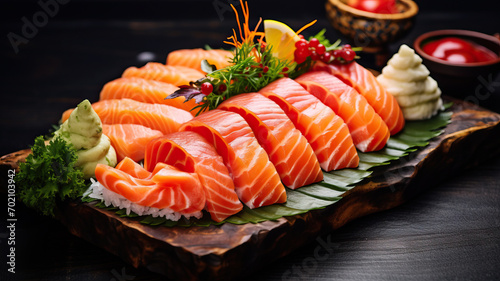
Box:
[1,1,500,280]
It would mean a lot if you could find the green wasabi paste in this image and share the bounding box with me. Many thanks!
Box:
[54,99,117,179]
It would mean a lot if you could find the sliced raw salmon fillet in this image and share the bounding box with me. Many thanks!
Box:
[114,155,152,179]
[95,158,206,214]
[181,109,286,209]
[100,77,198,114]
[166,48,234,72]
[218,93,323,189]
[122,62,204,86]
[144,131,243,222]
[314,61,405,135]
[102,124,163,162]
[296,71,390,152]
[259,78,359,171]
[61,99,192,135]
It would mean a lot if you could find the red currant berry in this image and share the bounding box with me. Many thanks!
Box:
[201,82,213,95]
[322,52,332,63]
[262,66,269,73]
[295,39,309,50]
[298,34,304,40]
[316,44,326,55]
[300,47,311,57]
[310,51,319,61]
[344,44,351,49]
[294,49,307,64]
[218,84,227,92]
[282,67,289,72]
[341,49,356,61]
[294,57,306,64]
[332,49,340,58]
[304,48,312,57]
[309,38,319,48]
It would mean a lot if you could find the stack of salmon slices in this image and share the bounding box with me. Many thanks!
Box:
[71,49,404,222]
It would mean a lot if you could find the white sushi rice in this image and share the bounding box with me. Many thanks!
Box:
[84,178,203,221]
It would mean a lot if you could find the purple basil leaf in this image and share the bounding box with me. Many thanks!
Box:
[189,93,207,104]
[166,87,206,104]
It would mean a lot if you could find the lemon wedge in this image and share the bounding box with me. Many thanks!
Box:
[264,19,301,61]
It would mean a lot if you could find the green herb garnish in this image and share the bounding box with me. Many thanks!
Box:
[167,42,299,115]
[15,136,87,217]
[166,0,307,115]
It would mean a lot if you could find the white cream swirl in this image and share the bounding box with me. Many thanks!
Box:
[377,44,443,120]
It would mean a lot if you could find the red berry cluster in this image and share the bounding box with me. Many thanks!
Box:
[332,44,356,62]
[294,36,357,64]
[294,37,325,64]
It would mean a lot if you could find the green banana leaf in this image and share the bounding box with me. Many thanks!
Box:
[86,104,453,227]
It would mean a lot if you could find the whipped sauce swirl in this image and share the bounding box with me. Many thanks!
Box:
[377,44,443,120]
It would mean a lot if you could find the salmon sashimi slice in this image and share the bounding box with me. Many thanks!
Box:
[145,131,243,222]
[114,155,152,179]
[296,71,390,152]
[61,98,193,135]
[102,124,163,163]
[166,48,234,72]
[144,134,196,174]
[181,109,286,209]
[218,93,323,189]
[122,62,204,86]
[259,78,359,171]
[314,61,405,135]
[95,157,206,216]
[99,77,198,114]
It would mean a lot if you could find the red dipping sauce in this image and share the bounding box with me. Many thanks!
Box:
[422,37,498,64]
[347,0,398,14]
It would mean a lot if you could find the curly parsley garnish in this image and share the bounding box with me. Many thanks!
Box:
[15,136,87,217]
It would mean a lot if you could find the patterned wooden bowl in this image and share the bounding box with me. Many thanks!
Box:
[325,0,418,50]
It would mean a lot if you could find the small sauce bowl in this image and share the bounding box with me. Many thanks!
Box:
[414,30,500,77]
[325,0,418,50]
[413,30,500,110]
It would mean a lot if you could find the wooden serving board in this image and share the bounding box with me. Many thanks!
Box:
[2,97,500,280]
